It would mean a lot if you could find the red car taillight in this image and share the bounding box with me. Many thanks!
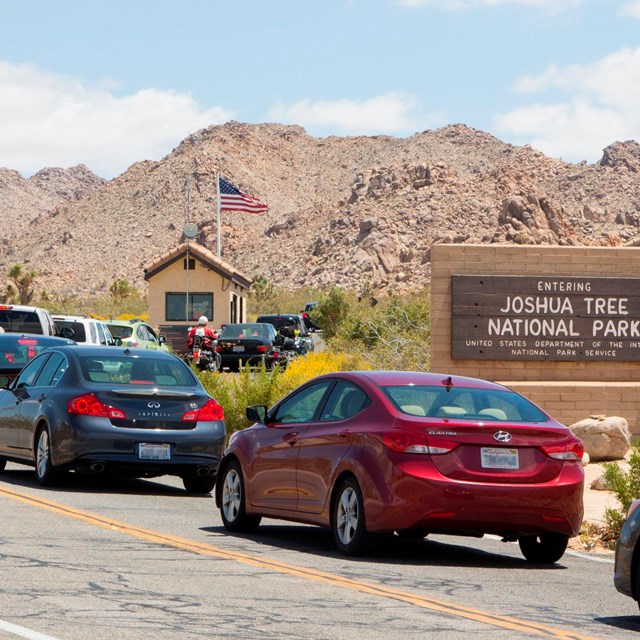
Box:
[541,439,584,461]
[68,393,126,419]
[182,398,224,422]
[381,431,459,455]
[256,345,267,354]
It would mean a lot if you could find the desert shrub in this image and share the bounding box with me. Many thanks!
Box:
[247,280,322,319]
[603,444,640,537]
[326,288,431,371]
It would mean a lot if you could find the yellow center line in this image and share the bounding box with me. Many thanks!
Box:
[0,485,600,640]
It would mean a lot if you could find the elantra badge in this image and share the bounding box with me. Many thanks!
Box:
[147,401,161,409]
[493,431,512,443]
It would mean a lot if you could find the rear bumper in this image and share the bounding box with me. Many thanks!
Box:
[218,354,276,369]
[364,460,584,537]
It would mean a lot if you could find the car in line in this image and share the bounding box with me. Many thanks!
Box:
[106,319,169,351]
[255,314,314,355]
[0,346,225,493]
[216,370,584,561]
[300,302,318,331]
[614,498,640,608]
[0,304,58,336]
[0,333,76,386]
[53,314,115,346]
[214,323,281,371]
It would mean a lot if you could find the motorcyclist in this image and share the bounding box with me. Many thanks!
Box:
[187,316,218,349]
[279,319,297,340]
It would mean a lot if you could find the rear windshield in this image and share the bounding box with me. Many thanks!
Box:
[106,325,133,340]
[220,324,271,339]
[0,310,43,335]
[79,355,196,386]
[381,385,549,423]
[1,337,61,368]
[54,321,87,342]
[257,316,298,331]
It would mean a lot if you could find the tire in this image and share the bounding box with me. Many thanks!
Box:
[182,475,216,494]
[518,534,569,564]
[34,427,60,487]
[332,477,368,556]
[220,460,261,532]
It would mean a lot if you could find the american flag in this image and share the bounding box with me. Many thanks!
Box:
[218,176,268,214]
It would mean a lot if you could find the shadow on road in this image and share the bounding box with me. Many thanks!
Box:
[0,466,213,497]
[595,616,640,633]
[200,522,568,570]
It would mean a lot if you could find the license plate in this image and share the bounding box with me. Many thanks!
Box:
[138,443,171,460]
[232,346,245,352]
[481,447,519,469]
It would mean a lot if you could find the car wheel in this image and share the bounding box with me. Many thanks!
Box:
[182,475,216,494]
[220,461,261,532]
[518,534,569,564]
[332,477,368,556]
[34,427,60,487]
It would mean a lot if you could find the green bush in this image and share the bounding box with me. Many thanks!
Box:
[603,444,640,536]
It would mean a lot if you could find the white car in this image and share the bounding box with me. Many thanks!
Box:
[52,315,115,346]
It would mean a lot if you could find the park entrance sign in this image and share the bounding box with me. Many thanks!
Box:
[452,275,640,361]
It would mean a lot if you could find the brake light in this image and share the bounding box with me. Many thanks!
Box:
[18,339,38,345]
[381,431,459,455]
[182,398,224,422]
[68,393,126,419]
[541,439,584,461]
[0,305,13,310]
[256,345,267,353]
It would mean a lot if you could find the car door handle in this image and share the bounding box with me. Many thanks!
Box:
[283,432,299,445]
[339,431,350,439]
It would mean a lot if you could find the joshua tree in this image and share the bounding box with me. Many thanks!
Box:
[6,264,37,305]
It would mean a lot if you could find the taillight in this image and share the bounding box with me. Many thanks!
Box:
[256,345,267,353]
[381,431,458,455]
[68,393,126,419]
[541,439,584,461]
[182,398,224,422]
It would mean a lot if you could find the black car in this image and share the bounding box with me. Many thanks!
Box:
[215,323,281,371]
[0,333,76,386]
[255,314,314,355]
[0,346,226,493]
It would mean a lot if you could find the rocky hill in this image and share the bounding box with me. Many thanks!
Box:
[1,122,640,298]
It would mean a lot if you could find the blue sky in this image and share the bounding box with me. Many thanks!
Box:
[0,0,639,177]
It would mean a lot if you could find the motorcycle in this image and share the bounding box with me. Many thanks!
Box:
[186,334,221,372]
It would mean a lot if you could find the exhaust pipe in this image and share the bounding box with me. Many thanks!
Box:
[90,462,105,473]
[196,466,210,477]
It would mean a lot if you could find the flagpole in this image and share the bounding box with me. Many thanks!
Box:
[216,173,221,257]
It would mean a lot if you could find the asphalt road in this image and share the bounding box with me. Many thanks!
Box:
[0,462,638,640]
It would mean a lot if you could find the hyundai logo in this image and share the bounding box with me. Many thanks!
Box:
[493,431,512,443]
[147,402,161,409]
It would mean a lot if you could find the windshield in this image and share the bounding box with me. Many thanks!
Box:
[79,355,196,386]
[107,325,134,340]
[256,316,297,331]
[1,337,64,369]
[0,310,43,334]
[381,385,549,423]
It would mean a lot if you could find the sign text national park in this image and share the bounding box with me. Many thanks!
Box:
[451,275,640,361]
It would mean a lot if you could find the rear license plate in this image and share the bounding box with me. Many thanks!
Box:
[138,443,171,460]
[481,447,519,469]
[232,346,245,352]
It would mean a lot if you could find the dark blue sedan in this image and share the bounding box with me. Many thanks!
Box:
[0,346,226,493]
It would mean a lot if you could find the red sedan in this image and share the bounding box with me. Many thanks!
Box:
[216,371,584,562]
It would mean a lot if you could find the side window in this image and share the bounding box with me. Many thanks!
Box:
[272,381,333,424]
[89,322,98,344]
[95,323,107,345]
[145,324,159,342]
[320,382,369,421]
[34,353,67,387]
[14,354,50,389]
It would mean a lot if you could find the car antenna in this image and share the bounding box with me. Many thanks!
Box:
[441,376,453,392]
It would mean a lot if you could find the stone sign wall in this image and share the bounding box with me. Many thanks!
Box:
[431,244,640,432]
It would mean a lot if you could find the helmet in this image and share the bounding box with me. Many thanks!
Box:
[198,316,208,325]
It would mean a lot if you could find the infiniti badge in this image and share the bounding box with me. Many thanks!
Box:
[148,401,161,409]
[493,431,512,443]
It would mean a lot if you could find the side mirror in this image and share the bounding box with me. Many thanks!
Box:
[61,327,75,339]
[114,337,123,347]
[246,405,267,423]
[158,335,167,344]
[0,375,9,388]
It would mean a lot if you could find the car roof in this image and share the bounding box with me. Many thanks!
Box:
[48,345,176,360]
[322,370,511,392]
[105,319,145,326]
